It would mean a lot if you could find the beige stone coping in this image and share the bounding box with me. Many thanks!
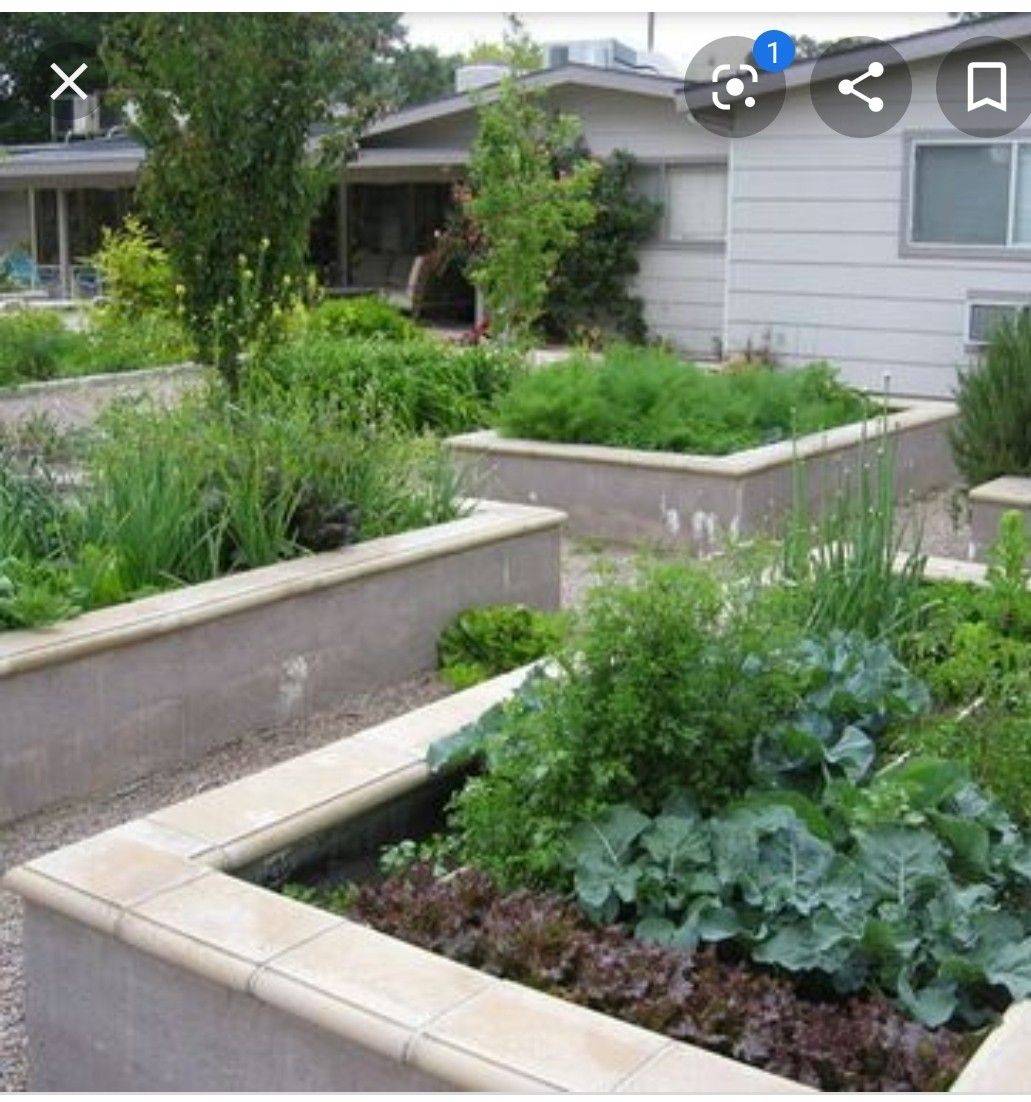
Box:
[0,499,564,679]
[918,555,1031,588]
[969,475,1031,508]
[0,360,200,400]
[4,662,1024,1092]
[448,400,957,478]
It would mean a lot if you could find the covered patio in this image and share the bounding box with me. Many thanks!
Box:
[323,149,478,325]
[0,137,141,299]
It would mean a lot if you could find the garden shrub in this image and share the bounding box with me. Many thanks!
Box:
[437,603,567,689]
[434,560,807,887]
[0,306,190,387]
[544,148,661,344]
[306,296,419,342]
[496,346,876,455]
[92,215,177,319]
[251,333,523,436]
[951,312,1031,484]
[0,310,70,385]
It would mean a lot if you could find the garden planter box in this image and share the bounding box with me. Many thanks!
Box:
[0,500,562,825]
[448,400,958,550]
[969,476,1031,561]
[0,362,200,431]
[5,667,1027,1092]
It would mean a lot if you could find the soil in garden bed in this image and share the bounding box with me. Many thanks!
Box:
[281,862,981,1092]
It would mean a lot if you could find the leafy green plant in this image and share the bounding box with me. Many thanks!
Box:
[568,764,1031,1028]
[437,603,567,689]
[0,304,189,387]
[432,560,807,886]
[751,631,930,790]
[497,347,875,455]
[951,312,1031,484]
[306,296,419,342]
[91,215,177,319]
[251,333,523,436]
[0,310,70,385]
[892,713,1031,827]
[985,509,1031,636]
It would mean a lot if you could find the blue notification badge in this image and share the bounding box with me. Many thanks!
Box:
[753,29,795,74]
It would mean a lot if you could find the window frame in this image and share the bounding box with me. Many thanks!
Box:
[902,131,1031,259]
[634,157,727,251]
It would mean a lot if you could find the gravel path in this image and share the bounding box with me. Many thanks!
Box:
[0,501,975,1092]
[0,674,449,1093]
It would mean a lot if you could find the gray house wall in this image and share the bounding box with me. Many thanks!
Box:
[723,51,1031,398]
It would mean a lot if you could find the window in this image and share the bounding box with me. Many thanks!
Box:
[911,140,1031,247]
[967,301,1030,345]
[634,162,727,244]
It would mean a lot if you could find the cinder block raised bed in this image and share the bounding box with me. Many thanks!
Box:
[0,500,562,825]
[5,668,1027,1092]
[0,362,200,432]
[449,401,958,550]
[969,476,1031,561]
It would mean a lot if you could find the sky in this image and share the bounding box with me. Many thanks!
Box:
[401,13,953,71]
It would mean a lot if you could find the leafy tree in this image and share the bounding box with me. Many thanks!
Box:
[793,34,875,60]
[544,148,661,343]
[389,44,462,108]
[103,14,388,390]
[0,13,115,142]
[463,25,598,344]
[466,36,544,70]
[336,13,459,109]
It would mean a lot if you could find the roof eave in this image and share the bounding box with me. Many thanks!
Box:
[677,12,1031,112]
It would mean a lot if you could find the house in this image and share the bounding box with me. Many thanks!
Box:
[2,14,1030,397]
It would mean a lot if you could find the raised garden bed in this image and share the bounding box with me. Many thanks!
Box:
[969,477,1031,561]
[5,669,1028,1092]
[0,362,200,432]
[449,400,958,550]
[0,500,562,825]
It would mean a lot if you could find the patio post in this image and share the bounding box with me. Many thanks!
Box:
[337,180,348,287]
[56,187,71,298]
[27,188,38,265]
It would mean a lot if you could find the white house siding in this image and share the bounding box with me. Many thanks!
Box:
[364,84,730,357]
[0,189,30,255]
[724,52,1031,398]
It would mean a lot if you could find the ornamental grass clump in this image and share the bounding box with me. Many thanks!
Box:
[0,374,465,630]
[782,430,928,642]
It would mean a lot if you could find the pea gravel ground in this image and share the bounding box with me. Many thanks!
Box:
[0,505,971,1091]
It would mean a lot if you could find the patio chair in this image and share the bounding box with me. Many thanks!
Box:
[382,254,432,318]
